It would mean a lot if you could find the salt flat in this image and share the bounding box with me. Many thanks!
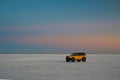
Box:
[0,54,120,80]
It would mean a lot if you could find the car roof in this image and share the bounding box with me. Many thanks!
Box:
[73,52,86,54]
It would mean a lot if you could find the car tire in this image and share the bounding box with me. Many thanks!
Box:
[71,58,75,62]
[66,56,70,62]
[82,57,86,62]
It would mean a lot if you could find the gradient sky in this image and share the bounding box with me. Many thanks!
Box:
[0,0,120,53]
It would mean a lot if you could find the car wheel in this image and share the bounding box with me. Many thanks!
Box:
[82,57,86,62]
[66,56,70,62]
[71,58,75,62]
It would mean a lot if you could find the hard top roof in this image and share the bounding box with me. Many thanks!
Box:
[72,52,86,54]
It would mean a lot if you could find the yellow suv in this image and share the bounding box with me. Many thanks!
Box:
[66,52,87,62]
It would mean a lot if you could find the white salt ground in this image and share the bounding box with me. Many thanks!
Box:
[0,54,120,80]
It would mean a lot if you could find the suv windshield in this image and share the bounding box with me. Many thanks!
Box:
[71,53,77,56]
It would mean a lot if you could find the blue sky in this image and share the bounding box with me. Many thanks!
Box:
[0,0,120,53]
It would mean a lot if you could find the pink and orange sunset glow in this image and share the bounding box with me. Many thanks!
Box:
[9,34,120,53]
